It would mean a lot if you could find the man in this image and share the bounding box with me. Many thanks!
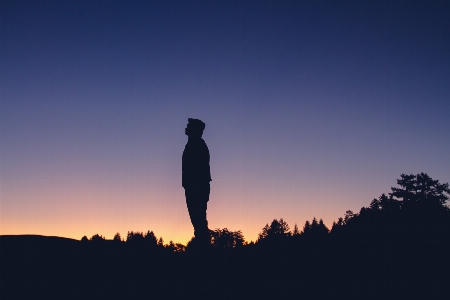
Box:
[182,118,212,247]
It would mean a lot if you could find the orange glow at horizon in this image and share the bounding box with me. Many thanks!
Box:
[1,152,396,245]
[0,174,354,245]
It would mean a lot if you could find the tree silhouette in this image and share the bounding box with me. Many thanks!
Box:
[210,228,245,249]
[257,218,290,242]
[113,232,122,242]
[165,241,186,253]
[318,219,329,235]
[330,173,450,246]
[126,231,144,243]
[390,173,450,209]
[90,234,105,242]
[144,230,157,246]
[301,220,312,237]
[301,217,329,240]
[330,217,345,238]
[343,211,355,224]
[292,223,300,236]
[369,193,400,211]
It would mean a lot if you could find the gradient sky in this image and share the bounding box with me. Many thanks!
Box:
[1,1,449,244]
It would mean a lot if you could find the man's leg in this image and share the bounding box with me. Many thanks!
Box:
[185,185,210,245]
[194,201,208,241]
[186,198,208,235]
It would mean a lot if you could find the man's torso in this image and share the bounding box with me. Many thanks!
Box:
[182,138,211,188]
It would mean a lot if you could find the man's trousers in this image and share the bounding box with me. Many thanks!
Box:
[184,183,210,241]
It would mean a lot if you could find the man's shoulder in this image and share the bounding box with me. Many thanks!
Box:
[184,139,209,155]
[200,138,208,147]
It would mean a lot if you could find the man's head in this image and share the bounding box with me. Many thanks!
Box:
[185,118,205,138]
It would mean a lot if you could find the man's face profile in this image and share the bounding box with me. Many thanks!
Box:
[185,123,191,136]
[185,123,202,137]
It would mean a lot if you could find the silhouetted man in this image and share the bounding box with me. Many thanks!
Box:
[183,118,212,247]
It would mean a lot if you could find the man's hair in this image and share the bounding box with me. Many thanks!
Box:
[188,118,206,132]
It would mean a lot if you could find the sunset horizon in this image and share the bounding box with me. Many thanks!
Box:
[2,1,449,247]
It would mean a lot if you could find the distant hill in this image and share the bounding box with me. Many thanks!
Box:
[1,235,83,299]
[1,234,79,243]
[1,234,80,256]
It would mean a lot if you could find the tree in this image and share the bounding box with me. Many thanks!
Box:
[318,219,330,235]
[210,228,245,249]
[257,218,290,242]
[369,193,400,211]
[302,220,311,235]
[165,241,186,253]
[90,234,105,242]
[302,218,329,239]
[126,231,144,243]
[292,223,300,236]
[113,232,122,242]
[258,224,271,240]
[344,210,355,224]
[330,218,345,237]
[144,230,157,246]
[390,173,450,209]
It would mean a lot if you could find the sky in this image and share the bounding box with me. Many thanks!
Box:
[1,1,449,244]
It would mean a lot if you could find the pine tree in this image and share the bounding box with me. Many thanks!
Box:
[302,220,311,235]
[113,232,122,242]
[390,173,450,209]
[292,223,300,236]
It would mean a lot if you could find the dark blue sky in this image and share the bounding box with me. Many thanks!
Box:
[1,1,449,243]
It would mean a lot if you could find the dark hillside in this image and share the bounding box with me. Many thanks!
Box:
[2,233,449,300]
[1,235,82,299]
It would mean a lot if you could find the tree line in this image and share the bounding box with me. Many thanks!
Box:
[80,172,450,252]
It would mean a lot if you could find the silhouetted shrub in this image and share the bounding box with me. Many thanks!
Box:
[210,228,245,249]
[165,241,186,253]
[90,234,105,242]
